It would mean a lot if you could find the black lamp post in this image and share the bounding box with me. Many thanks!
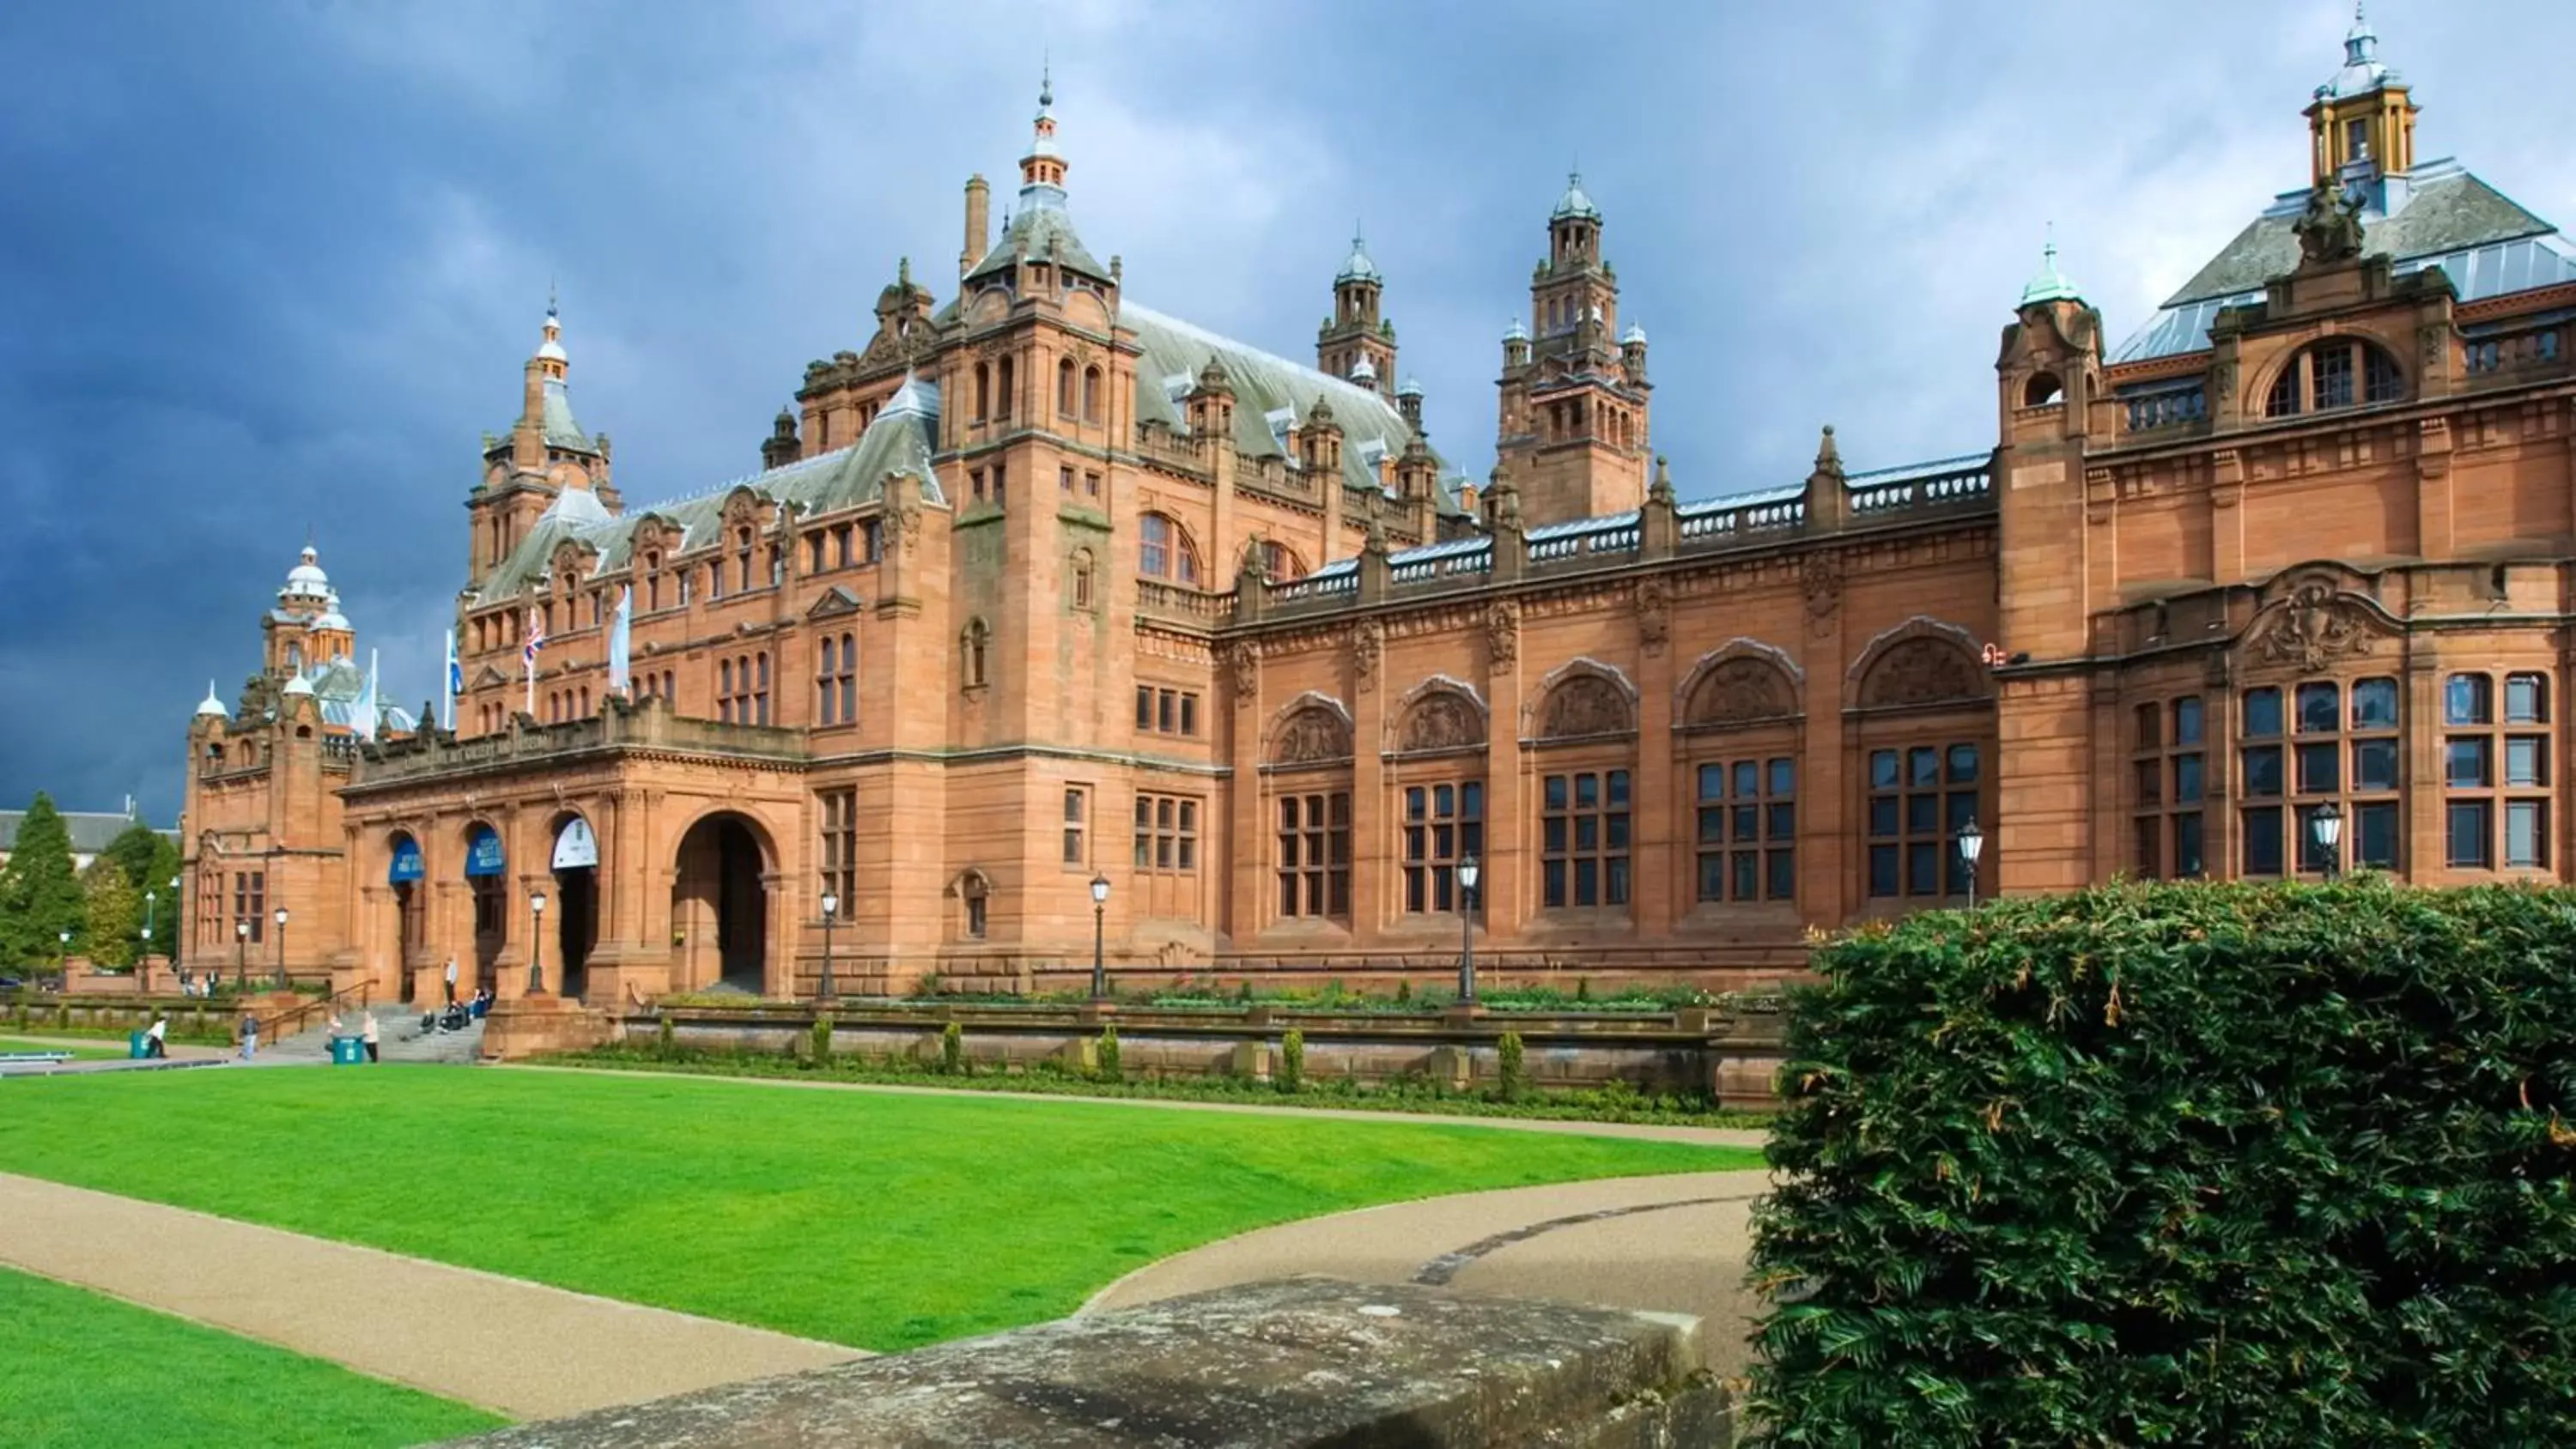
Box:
[271,906,289,988]
[1957,818,1985,908]
[528,890,548,996]
[169,875,180,961]
[57,927,70,978]
[235,919,249,989]
[2311,800,2344,882]
[1089,873,1111,1001]
[819,890,839,1003]
[1455,854,1480,1003]
[143,889,157,961]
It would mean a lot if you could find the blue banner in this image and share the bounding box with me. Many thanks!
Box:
[465,826,506,878]
[388,839,424,884]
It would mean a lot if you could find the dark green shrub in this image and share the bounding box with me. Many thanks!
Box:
[656,1014,674,1058]
[1575,975,1592,1003]
[809,1016,833,1064]
[1234,979,1253,1003]
[1750,881,2576,1446]
[1279,1028,1305,1092]
[1495,1030,1527,1102]
[939,1020,963,1076]
[1394,978,1413,1005]
[1096,1026,1122,1083]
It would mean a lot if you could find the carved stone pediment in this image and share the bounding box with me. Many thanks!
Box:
[1269,701,1354,766]
[2245,578,2385,674]
[1687,658,1798,726]
[805,585,864,620]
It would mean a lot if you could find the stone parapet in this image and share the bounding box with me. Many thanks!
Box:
[436,1277,1731,1448]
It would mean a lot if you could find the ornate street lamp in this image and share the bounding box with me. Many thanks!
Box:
[271,906,289,988]
[235,918,249,989]
[57,927,70,978]
[1089,873,1112,1001]
[819,890,839,1003]
[2311,800,2344,882]
[528,890,549,996]
[1455,854,1481,1003]
[143,890,157,959]
[1957,818,1985,908]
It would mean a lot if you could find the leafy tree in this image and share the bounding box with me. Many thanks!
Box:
[81,860,140,969]
[100,822,161,893]
[143,835,183,959]
[0,793,83,967]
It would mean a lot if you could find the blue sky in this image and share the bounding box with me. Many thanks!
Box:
[2,0,2568,824]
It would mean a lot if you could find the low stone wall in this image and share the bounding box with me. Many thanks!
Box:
[613,998,1788,1108]
[438,1277,1733,1447]
[0,992,270,1043]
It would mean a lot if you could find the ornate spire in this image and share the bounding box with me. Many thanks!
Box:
[1336,225,1381,285]
[1552,170,1601,222]
[2018,229,2082,306]
[1020,65,1066,191]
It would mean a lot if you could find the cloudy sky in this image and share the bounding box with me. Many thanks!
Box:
[3,0,2568,823]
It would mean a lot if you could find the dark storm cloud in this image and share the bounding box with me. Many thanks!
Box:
[0,0,2566,822]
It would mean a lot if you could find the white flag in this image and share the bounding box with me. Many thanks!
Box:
[608,586,633,693]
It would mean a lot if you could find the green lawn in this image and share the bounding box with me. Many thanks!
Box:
[0,1068,1752,1352]
[0,1033,130,1060]
[0,1267,502,1448]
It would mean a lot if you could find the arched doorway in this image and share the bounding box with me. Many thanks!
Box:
[465,822,507,993]
[550,814,600,1001]
[387,831,424,1004]
[673,812,769,994]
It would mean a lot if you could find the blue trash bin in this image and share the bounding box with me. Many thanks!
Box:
[329,1035,363,1066]
[128,1030,149,1060]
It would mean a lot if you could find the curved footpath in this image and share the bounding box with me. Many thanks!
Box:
[0,1061,1778,1420]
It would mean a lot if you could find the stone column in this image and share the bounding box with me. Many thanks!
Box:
[1350,627,1387,951]
[1631,591,1676,937]
[1482,603,1525,944]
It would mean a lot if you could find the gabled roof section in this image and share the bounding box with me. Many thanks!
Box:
[1121,302,1467,517]
[473,379,946,603]
[2116,162,2576,361]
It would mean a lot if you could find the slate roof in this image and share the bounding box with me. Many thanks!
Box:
[965,191,1109,284]
[2115,161,2576,361]
[0,809,173,858]
[476,379,947,603]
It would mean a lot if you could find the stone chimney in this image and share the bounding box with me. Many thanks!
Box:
[961,174,990,279]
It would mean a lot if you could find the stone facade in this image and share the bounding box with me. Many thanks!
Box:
[179,23,2576,1007]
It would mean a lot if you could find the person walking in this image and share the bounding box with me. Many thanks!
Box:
[443,957,459,1007]
[237,1009,259,1062]
[360,1011,380,1064]
[144,1015,168,1059]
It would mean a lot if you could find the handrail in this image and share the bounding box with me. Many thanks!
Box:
[258,981,373,1042]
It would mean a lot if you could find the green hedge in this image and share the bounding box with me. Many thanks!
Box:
[1749,881,2576,1446]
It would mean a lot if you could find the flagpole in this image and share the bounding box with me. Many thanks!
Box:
[525,609,536,718]
[442,629,457,732]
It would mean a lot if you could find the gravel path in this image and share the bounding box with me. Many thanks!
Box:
[0,1172,862,1422]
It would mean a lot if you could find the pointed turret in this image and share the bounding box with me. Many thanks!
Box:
[1495,171,1650,527]
[2306,2,2416,189]
[2019,235,2082,306]
[1319,224,1397,397]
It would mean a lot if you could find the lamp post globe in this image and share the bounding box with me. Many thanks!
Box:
[528,891,548,997]
[235,918,249,988]
[58,927,70,975]
[818,891,839,1003]
[2310,800,2344,882]
[272,906,289,987]
[1089,873,1112,1002]
[1455,854,1481,1004]
[1956,818,1985,908]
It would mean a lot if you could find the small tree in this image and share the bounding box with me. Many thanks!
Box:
[143,835,182,959]
[940,1020,964,1075]
[100,822,162,894]
[1279,1028,1305,1092]
[1096,1026,1122,1083]
[1496,1030,1528,1101]
[0,794,83,967]
[809,1015,834,1065]
[81,861,141,969]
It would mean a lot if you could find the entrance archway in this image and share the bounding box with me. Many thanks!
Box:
[673,812,770,993]
[550,814,600,1001]
[464,822,507,993]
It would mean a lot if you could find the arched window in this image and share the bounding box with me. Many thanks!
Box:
[1261,540,1306,581]
[973,361,990,421]
[718,658,734,722]
[2022,372,2065,408]
[1072,549,1096,610]
[734,528,754,592]
[1082,366,1103,423]
[754,652,770,725]
[579,686,591,715]
[1058,357,1077,415]
[1138,512,1201,585]
[963,620,990,689]
[960,873,988,939]
[995,355,1015,421]
[2265,337,2406,418]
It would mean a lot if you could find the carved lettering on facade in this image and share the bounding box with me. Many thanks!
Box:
[1540,676,1635,740]
[1271,706,1353,765]
[1398,691,1485,753]
[1858,639,1986,708]
[1687,659,1796,725]
[2251,579,2375,673]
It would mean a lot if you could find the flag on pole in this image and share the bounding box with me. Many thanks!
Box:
[443,629,462,731]
[523,607,547,717]
[349,648,381,741]
[607,586,633,694]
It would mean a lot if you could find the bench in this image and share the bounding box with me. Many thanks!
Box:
[0,1052,75,1064]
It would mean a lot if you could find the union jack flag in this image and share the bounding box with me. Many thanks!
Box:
[524,607,547,667]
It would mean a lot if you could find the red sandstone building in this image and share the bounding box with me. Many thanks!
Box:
[180,21,2576,1007]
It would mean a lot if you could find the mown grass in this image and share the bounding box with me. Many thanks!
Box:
[0,1267,502,1448]
[0,1067,1753,1352]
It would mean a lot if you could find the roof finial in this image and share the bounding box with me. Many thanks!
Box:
[547,275,558,319]
[1039,52,1053,110]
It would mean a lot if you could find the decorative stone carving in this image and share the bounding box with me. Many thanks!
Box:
[891,501,922,550]
[1858,639,1986,708]
[1227,643,1260,702]
[1485,602,1519,670]
[1633,579,1669,656]
[1687,659,1796,726]
[1352,619,1382,692]
[1801,553,1843,638]
[2293,179,2366,266]
[2251,579,2375,673]
[1271,706,1353,765]
[1540,676,1635,740]
[1398,691,1484,753]
[236,674,277,722]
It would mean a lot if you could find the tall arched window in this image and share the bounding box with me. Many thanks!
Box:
[1082,366,1103,423]
[1058,357,1077,415]
[973,361,990,421]
[1261,540,1306,582]
[962,620,991,688]
[2265,337,2406,418]
[995,355,1016,421]
[718,658,735,723]
[1138,512,1201,585]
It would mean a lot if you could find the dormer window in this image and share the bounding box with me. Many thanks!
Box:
[2264,337,2404,418]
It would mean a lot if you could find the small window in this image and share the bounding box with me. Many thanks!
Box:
[2506,672,2549,724]
[2445,673,2493,726]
